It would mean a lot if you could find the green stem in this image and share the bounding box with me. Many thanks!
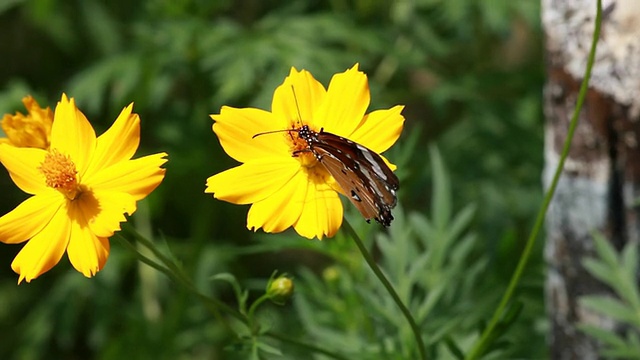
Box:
[118,233,243,335]
[118,227,350,360]
[122,225,192,285]
[342,219,427,360]
[264,331,351,360]
[464,1,603,359]
[247,294,270,328]
[117,227,245,323]
[114,234,174,278]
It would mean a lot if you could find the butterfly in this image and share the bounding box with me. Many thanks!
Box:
[254,123,399,226]
[295,125,399,226]
[253,84,400,226]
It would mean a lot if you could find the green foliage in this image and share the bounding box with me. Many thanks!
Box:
[0,0,545,359]
[272,147,543,359]
[579,233,640,359]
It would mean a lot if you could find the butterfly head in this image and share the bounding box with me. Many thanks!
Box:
[252,125,322,168]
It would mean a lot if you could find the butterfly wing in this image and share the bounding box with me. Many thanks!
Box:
[312,131,398,226]
[312,146,381,221]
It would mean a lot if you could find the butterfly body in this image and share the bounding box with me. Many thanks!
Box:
[294,125,399,226]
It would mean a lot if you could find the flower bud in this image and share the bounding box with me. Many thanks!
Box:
[266,275,294,305]
[322,265,340,283]
[1,96,53,149]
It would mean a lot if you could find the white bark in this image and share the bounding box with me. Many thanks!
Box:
[543,0,640,115]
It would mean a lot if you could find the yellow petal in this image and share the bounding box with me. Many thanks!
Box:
[246,170,309,233]
[380,154,397,172]
[212,107,290,163]
[272,68,326,127]
[50,94,96,176]
[313,64,370,135]
[11,203,71,284]
[84,103,140,176]
[77,190,134,238]
[293,180,343,239]
[83,153,167,200]
[348,105,405,154]
[67,202,110,278]
[0,144,48,194]
[0,191,63,244]
[206,158,300,205]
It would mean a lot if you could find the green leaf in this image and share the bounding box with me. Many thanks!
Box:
[601,347,640,360]
[415,283,446,322]
[598,330,640,360]
[256,340,283,356]
[430,145,452,231]
[410,212,436,245]
[212,273,248,313]
[67,54,142,113]
[407,252,431,287]
[0,0,24,15]
[577,324,627,348]
[501,301,524,327]
[583,258,616,287]
[79,1,121,55]
[621,241,638,279]
[444,335,465,360]
[580,296,636,326]
[620,243,640,309]
[591,232,620,268]
[446,204,477,247]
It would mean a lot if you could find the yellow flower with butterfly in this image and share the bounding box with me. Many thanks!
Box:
[206,64,404,239]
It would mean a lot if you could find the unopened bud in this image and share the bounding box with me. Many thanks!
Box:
[322,266,340,283]
[266,275,294,305]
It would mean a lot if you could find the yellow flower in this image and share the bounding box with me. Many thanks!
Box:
[1,95,53,149]
[0,94,168,283]
[206,64,404,239]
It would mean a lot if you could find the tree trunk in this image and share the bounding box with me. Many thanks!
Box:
[542,0,640,358]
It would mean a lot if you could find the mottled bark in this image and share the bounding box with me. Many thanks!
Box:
[542,0,640,359]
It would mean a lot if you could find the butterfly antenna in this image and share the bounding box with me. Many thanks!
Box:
[253,85,304,139]
[252,129,294,139]
[291,85,304,127]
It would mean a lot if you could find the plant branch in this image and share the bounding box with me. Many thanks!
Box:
[343,219,427,360]
[118,227,245,323]
[264,331,351,360]
[464,1,603,358]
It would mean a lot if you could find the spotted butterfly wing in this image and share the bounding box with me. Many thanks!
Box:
[297,125,399,226]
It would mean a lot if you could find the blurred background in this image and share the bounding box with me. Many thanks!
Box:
[0,0,545,359]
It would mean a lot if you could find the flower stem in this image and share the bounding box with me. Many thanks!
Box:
[342,219,427,360]
[464,1,602,358]
[117,226,350,360]
[265,331,351,360]
[117,226,245,323]
[247,294,269,327]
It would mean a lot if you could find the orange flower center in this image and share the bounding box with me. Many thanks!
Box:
[288,132,318,168]
[39,149,80,200]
